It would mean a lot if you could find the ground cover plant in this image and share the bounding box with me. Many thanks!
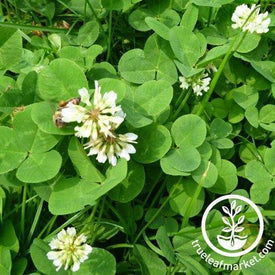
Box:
[0,0,275,274]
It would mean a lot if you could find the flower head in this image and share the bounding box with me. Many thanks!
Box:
[84,132,138,166]
[179,71,211,97]
[56,81,137,166]
[231,4,270,34]
[61,82,125,140]
[47,227,92,272]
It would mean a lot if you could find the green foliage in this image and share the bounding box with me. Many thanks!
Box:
[0,28,22,71]
[0,0,274,274]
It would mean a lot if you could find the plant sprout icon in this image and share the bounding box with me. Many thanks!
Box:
[217,200,248,251]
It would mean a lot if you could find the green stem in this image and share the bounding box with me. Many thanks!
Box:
[263,0,270,12]
[26,199,44,246]
[195,5,259,116]
[172,89,192,120]
[207,7,213,27]
[44,206,92,242]
[0,22,70,33]
[84,0,87,22]
[86,0,107,40]
[141,172,163,208]
[182,162,211,228]
[175,88,188,108]
[107,10,113,61]
[4,195,38,220]
[169,0,174,9]
[21,183,28,241]
[0,2,3,16]
[91,198,105,244]
[195,35,240,116]
[80,200,100,234]
[37,215,57,239]
[134,183,180,243]
[56,0,81,17]
[107,243,134,249]
[3,0,11,21]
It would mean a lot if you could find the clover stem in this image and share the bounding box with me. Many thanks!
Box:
[172,89,192,120]
[86,0,108,43]
[107,10,113,61]
[84,0,87,22]
[182,162,210,228]
[21,183,28,242]
[80,199,100,235]
[0,21,69,33]
[91,197,105,245]
[133,183,180,243]
[263,0,270,12]
[169,0,174,8]
[194,3,263,117]
[207,7,213,27]
[44,206,93,242]
[175,88,188,108]
[107,243,134,249]
[26,199,44,247]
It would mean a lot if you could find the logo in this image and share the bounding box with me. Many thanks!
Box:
[201,195,264,257]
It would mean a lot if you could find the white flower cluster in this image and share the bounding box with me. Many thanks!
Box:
[47,227,92,272]
[179,71,211,96]
[231,4,270,34]
[60,81,137,166]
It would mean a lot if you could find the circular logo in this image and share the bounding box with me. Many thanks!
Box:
[201,194,264,257]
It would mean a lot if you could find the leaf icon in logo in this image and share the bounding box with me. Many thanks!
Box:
[218,200,248,251]
[222,206,230,215]
[222,217,231,227]
[235,227,244,233]
[237,215,245,225]
[222,227,231,233]
[235,205,242,215]
[231,200,236,210]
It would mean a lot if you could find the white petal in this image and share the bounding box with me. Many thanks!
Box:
[66,227,77,237]
[97,152,107,163]
[125,144,136,154]
[57,229,67,240]
[93,80,102,106]
[78,88,91,106]
[47,251,60,260]
[49,238,63,250]
[74,234,87,245]
[117,150,130,161]
[75,121,93,138]
[83,244,93,254]
[125,133,138,142]
[61,103,88,123]
[71,261,80,272]
[103,91,117,106]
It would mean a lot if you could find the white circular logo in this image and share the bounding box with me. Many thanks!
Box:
[201,194,264,257]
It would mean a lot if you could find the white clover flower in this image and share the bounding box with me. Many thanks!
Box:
[206,63,217,73]
[179,76,189,90]
[47,227,92,272]
[84,132,138,166]
[231,4,270,34]
[179,71,211,97]
[61,81,125,140]
[61,103,88,123]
